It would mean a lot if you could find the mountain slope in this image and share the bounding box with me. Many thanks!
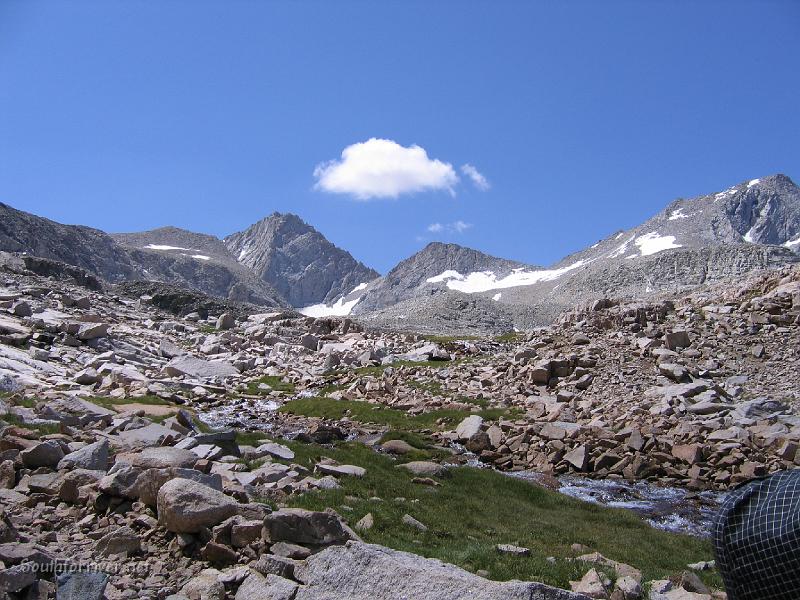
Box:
[112,226,287,305]
[0,204,287,307]
[354,242,532,314]
[356,174,800,331]
[224,212,379,307]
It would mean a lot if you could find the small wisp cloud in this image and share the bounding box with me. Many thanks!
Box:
[460,164,490,190]
[314,138,459,200]
[427,220,473,234]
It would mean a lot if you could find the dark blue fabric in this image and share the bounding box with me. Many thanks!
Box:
[713,469,800,600]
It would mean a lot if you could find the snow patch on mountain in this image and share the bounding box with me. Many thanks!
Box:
[668,208,690,220]
[426,260,588,294]
[783,235,800,248]
[608,236,634,258]
[145,244,189,251]
[634,232,682,256]
[297,283,370,317]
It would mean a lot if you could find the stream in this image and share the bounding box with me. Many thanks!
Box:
[510,471,725,538]
[200,402,725,539]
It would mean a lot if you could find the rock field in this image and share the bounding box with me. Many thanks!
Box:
[0,256,797,599]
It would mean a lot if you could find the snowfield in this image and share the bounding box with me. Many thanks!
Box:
[145,244,189,251]
[426,260,588,294]
[299,296,361,317]
[634,232,682,256]
[297,283,369,317]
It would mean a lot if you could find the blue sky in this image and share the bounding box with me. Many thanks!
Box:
[1,1,798,273]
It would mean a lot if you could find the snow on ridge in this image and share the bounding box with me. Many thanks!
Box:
[747,178,761,188]
[192,255,211,261]
[427,270,462,284]
[145,244,189,251]
[784,236,800,248]
[714,186,739,202]
[426,260,588,294]
[608,236,634,259]
[743,227,756,243]
[492,293,502,301]
[298,283,370,317]
[634,231,682,256]
[299,296,362,318]
[668,208,690,220]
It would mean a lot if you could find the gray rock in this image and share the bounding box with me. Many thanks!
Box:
[264,509,356,546]
[95,526,141,556]
[157,478,239,533]
[118,446,198,469]
[315,464,366,478]
[236,572,298,600]
[56,571,109,600]
[396,461,449,478]
[165,355,240,379]
[0,564,36,593]
[251,441,295,461]
[77,322,109,340]
[293,541,589,599]
[58,439,109,471]
[20,440,64,469]
[216,313,235,330]
[455,415,483,440]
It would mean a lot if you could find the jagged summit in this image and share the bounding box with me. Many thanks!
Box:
[224,212,379,307]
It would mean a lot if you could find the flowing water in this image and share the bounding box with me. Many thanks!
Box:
[510,471,726,538]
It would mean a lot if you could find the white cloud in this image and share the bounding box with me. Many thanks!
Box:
[314,138,459,200]
[426,220,473,235]
[460,164,489,190]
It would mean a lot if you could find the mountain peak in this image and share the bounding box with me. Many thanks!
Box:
[224,214,378,307]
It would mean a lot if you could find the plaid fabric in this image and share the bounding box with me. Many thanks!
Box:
[712,469,800,600]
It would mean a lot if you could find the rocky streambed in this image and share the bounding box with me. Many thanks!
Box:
[514,472,725,538]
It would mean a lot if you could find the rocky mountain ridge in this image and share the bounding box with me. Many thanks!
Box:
[223,213,379,308]
[352,174,800,332]
[1,173,798,335]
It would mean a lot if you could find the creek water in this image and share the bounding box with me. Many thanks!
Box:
[509,471,725,538]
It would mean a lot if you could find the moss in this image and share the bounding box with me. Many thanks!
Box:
[245,375,295,396]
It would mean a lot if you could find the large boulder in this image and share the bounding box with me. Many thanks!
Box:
[117,446,198,470]
[264,509,356,546]
[293,542,589,599]
[58,439,109,471]
[20,440,65,469]
[455,415,483,441]
[164,356,239,379]
[157,478,239,533]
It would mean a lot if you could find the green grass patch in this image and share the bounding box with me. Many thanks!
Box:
[1,413,61,435]
[14,397,36,409]
[495,331,524,343]
[235,430,271,448]
[245,375,295,396]
[408,379,445,395]
[279,397,517,432]
[458,396,490,408]
[280,440,719,589]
